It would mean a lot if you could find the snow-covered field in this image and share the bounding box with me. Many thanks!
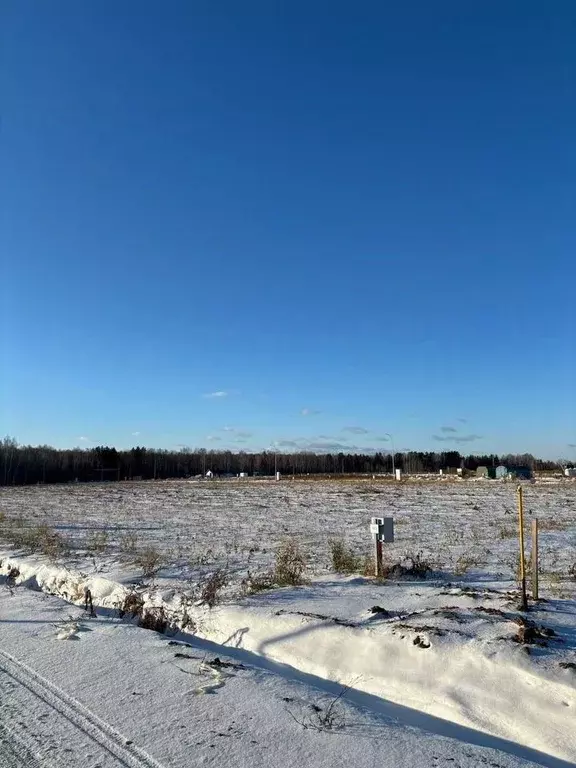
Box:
[1,478,575,591]
[1,478,575,766]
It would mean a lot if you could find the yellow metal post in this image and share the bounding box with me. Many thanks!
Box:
[517,485,528,610]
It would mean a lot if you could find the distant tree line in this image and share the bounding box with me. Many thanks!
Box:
[0,436,562,487]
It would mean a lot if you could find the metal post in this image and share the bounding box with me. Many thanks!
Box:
[531,518,539,600]
[383,433,395,477]
[517,485,528,611]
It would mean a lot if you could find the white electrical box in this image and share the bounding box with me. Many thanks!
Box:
[370,517,394,542]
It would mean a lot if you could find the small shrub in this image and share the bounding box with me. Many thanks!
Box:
[139,606,168,634]
[454,552,481,576]
[242,570,277,594]
[118,591,144,619]
[330,539,360,574]
[199,568,228,607]
[388,552,431,579]
[1,521,65,560]
[274,539,306,586]
[362,554,377,578]
[86,529,108,554]
[119,531,139,556]
[506,553,531,581]
[364,551,432,580]
[134,546,163,579]
[35,524,66,559]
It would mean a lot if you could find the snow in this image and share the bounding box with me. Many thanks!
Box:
[1,580,575,768]
[1,478,575,592]
[1,478,575,766]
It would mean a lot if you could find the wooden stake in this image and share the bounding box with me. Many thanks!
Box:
[517,485,528,611]
[374,538,383,577]
[531,518,539,600]
[84,588,96,617]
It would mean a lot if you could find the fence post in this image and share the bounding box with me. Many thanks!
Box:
[517,485,528,611]
[531,518,539,600]
[374,538,383,577]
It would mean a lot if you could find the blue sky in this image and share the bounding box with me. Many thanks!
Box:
[1,1,575,458]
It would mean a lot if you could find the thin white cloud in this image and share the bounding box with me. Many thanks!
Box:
[342,426,370,435]
[453,435,482,444]
[222,426,235,431]
[206,435,221,441]
[203,391,228,399]
[131,431,141,436]
[305,441,361,452]
[433,434,482,444]
[78,436,91,442]
[301,408,320,416]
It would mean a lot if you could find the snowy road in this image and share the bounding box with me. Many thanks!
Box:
[0,648,164,767]
[1,581,575,768]
[0,720,44,768]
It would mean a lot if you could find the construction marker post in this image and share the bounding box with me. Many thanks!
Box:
[517,485,528,611]
[370,517,394,577]
[531,518,539,600]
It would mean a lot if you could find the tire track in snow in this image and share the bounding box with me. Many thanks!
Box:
[0,720,44,768]
[0,649,165,768]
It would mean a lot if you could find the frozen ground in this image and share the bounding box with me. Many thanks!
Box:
[0,478,575,594]
[1,478,575,766]
[1,576,575,768]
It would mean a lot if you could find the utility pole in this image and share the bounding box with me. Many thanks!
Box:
[383,433,395,476]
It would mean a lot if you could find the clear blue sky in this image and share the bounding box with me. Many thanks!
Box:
[1,1,575,458]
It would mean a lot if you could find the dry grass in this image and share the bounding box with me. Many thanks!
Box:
[0,519,67,560]
[364,551,432,580]
[330,539,361,574]
[274,539,306,586]
[139,606,169,633]
[198,568,228,607]
[242,539,307,594]
[454,551,482,576]
[118,591,144,619]
[119,531,139,557]
[242,570,277,594]
[85,529,108,553]
[134,546,163,579]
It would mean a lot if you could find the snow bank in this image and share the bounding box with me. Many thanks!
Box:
[2,553,575,763]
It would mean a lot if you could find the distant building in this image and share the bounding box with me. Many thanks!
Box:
[507,466,533,480]
[565,468,576,478]
[476,466,496,479]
